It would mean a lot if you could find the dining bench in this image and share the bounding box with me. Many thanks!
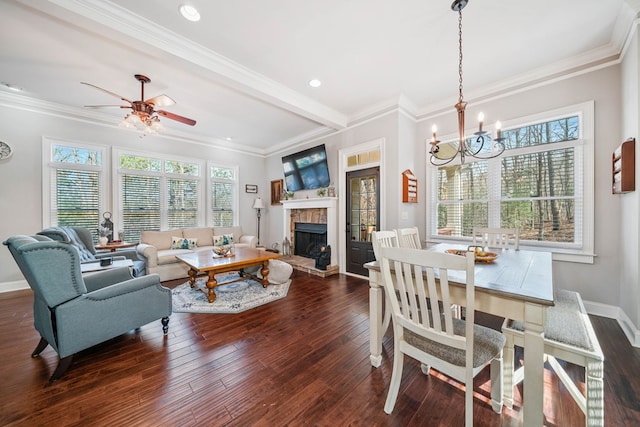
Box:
[502,289,604,426]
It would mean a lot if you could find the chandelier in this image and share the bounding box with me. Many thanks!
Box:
[429,0,505,166]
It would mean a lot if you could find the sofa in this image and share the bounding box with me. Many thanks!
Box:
[137,226,257,281]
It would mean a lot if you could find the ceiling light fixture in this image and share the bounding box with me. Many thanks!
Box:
[179,4,201,22]
[429,0,505,166]
[308,79,322,88]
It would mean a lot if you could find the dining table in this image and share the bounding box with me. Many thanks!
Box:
[364,242,554,426]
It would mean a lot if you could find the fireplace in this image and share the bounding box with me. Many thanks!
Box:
[294,222,327,258]
[281,197,337,268]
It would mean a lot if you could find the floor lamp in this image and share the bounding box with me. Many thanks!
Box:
[252,197,265,247]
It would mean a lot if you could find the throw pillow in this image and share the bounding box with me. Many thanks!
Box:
[213,233,234,246]
[171,236,198,250]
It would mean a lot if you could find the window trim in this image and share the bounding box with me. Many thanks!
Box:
[42,137,109,229]
[426,101,594,264]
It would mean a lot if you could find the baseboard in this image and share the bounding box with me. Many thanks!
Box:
[583,299,640,348]
[0,279,29,294]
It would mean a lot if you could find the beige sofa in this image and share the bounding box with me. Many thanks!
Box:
[137,226,256,281]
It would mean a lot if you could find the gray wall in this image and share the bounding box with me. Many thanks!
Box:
[0,105,265,284]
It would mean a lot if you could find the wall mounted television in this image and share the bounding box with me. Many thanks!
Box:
[281,144,330,191]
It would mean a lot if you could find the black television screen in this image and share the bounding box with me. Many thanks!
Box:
[282,144,330,191]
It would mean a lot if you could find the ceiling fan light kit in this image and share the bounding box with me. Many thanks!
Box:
[82,74,196,137]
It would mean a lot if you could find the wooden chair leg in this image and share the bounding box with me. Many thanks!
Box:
[31,337,49,357]
[162,316,170,334]
[49,355,73,383]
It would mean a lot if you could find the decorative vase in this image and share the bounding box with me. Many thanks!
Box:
[99,236,108,246]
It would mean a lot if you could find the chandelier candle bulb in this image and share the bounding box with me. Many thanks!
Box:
[431,125,438,144]
[496,121,502,140]
[478,112,484,133]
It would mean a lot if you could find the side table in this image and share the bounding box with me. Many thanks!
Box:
[95,241,138,252]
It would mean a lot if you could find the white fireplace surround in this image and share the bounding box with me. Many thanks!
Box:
[281,197,337,266]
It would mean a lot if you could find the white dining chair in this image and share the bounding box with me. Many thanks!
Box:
[378,246,505,426]
[395,227,422,249]
[371,230,399,335]
[472,227,520,250]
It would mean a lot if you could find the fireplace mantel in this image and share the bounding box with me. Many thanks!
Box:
[282,197,337,266]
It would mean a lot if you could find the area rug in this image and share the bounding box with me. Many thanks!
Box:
[171,272,291,314]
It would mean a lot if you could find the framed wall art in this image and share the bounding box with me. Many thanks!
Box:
[245,184,258,193]
[271,179,284,205]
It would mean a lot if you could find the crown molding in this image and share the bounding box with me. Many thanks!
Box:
[33,0,348,130]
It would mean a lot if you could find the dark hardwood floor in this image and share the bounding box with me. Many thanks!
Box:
[1,270,639,426]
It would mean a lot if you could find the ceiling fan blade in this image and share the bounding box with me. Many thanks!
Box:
[81,82,132,104]
[84,104,130,109]
[145,94,175,107]
[157,110,196,126]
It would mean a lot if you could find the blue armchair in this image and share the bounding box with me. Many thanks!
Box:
[38,226,146,277]
[3,235,172,382]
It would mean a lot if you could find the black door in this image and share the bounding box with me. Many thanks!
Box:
[345,167,380,276]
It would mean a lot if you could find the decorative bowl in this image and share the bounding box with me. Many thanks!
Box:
[212,245,232,257]
[445,248,499,263]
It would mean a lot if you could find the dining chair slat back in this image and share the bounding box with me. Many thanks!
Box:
[378,246,506,426]
[395,227,422,249]
[473,227,520,250]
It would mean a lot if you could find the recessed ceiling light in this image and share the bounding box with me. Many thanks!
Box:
[179,4,201,22]
[1,82,24,92]
[225,137,233,141]
[308,79,322,88]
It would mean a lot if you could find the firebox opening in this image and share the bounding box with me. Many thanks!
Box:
[294,222,327,259]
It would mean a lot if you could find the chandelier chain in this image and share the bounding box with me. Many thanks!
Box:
[458,10,464,104]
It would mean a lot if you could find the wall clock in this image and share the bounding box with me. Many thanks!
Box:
[0,141,13,160]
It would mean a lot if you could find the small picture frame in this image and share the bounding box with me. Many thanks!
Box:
[271,179,284,205]
[245,184,258,194]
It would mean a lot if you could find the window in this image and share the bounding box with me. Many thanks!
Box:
[428,102,594,262]
[210,165,237,227]
[44,139,107,233]
[117,153,201,241]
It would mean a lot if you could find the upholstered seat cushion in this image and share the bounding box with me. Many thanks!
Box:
[506,289,593,351]
[405,319,506,368]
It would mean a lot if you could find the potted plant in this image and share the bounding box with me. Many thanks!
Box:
[98,225,112,245]
[317,188,327,197]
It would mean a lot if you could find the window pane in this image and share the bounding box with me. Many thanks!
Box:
[211,166,234,180]
[122,175,160,242]
[166,160,199,176]
[436,161,489,237]
[168,178,198,228]
[119,154,162,172]
[53,145,101,165]
[501,148,575,243]
[502,116,578,150]
[212,182,233,227]
[55,169,100,229]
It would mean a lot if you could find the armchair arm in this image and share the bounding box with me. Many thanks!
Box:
[238,235,257,248]
[137,243,158,268]
[83,267,134,292]
[84,274,163,299]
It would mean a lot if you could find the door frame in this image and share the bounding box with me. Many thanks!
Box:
[338,138,386,276]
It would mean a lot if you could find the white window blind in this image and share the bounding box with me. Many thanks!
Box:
[122,174,161,241]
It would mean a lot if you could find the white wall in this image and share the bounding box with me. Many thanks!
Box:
[415,65,623,311]
[620,21,640,337]
[0,105,265,285]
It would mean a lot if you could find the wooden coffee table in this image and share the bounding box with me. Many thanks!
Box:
[175,247,282,303]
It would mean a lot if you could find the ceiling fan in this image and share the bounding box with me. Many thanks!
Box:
[81,74,196,134]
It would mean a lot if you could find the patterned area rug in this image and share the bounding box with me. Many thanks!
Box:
[171,273,291,314]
